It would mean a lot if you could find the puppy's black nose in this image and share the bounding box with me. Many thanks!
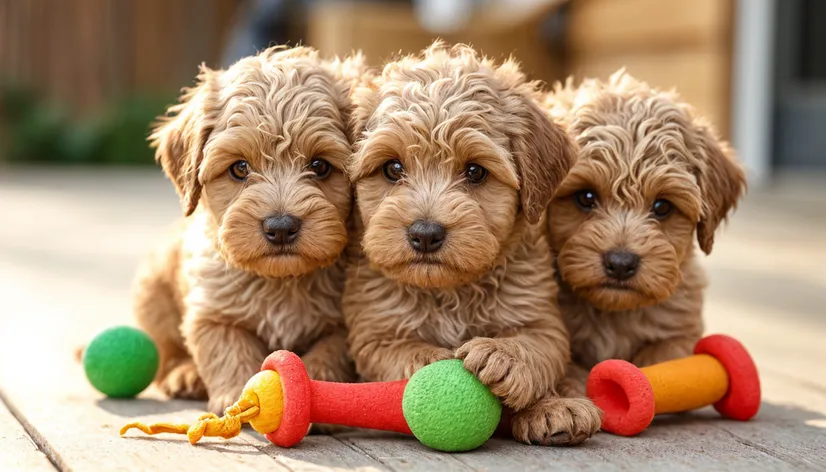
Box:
[603,250,640,281]
[408,220,446,253]
[262,214,301,245]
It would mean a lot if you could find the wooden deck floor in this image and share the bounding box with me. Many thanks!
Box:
[1,168,824,471]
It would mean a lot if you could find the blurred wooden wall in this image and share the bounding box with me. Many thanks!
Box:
[308,0,735,137]
[308,2,562,87]
[566,0,734,137]
[0,0,237,115]
[0,0,734,134]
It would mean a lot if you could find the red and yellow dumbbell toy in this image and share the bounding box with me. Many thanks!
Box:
[586,334,761,436]
[121,350,502,452]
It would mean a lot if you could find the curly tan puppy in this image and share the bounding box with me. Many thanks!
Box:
[133,46,365,414]
[343,42,601,445]
[524,71,746,417]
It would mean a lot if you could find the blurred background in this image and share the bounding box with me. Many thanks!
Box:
[0,0,824,179]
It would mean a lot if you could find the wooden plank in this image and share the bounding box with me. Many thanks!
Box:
[13,395,292,472]
[0,398,55,472]
[246,433,392,472]
[0,0,9,77]
[18,1,32,82]
[471,0,568,32]
[0,0,237,113]
[449,437,617,472]
[308,2,435,65]
[712,403,826,470]
[567,0,732,54]
[307,2,358,60]
[460,16,561,84]
[47,0,73,111]
[98,0,129,107]
[563,0,735,138]
[307,1,562,84]
[452,417,804,472]
[134,0,181,90]
[214,0,239,61]
[569,46,731,137]
[344,436,475,472]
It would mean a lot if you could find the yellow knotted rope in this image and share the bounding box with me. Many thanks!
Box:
[120,370,284,444]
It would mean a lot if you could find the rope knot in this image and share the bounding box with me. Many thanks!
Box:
[120,370,283,445]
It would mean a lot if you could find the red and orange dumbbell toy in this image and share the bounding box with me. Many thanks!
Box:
[586,334,761,436]
[121,350,502,452]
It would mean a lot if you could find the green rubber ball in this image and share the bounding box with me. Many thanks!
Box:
[83,326,159,398]
[402,359,502,452]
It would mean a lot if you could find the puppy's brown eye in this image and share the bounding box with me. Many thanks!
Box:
[574,190,598,211]
[652,199,673,219]
[382,159,405,183]
[308,158,332,179]
[465,164,488,184]
[228,160,249,181]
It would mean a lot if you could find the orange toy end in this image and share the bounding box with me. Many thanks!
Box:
[694,335,761,421]
[586,359,655,436]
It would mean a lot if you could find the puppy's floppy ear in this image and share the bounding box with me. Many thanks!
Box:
[149,64,219,216]
[692,122,746,254]
[510,96,577,224]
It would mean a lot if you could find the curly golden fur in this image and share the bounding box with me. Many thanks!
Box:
[133,46,366,414]
[541,70,746,392]
[342,42,600,446]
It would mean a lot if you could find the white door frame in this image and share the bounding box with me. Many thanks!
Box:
[731,0,776,185]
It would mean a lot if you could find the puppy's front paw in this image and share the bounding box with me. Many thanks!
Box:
[456,337,539,410]
[403,347,454,378]
[208,391,241,416]
[511,397,602,446]
[157,361,207,400]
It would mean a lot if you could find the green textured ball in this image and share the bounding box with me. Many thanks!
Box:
[83,326,159,398]
[402,359,501,452]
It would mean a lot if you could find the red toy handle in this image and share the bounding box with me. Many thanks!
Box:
[311,380,412,433]
[260,351,412,447]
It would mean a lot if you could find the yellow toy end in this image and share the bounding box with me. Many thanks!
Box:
[244,370,284,434]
